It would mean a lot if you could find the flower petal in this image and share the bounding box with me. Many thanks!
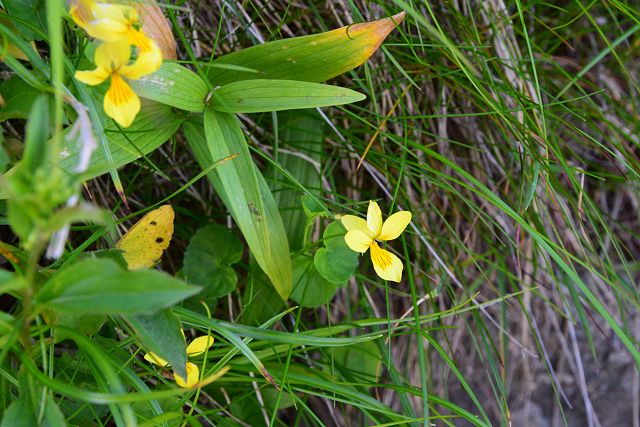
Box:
[74,67,110,85]
[366,201,383,236]
[127,29,154,53]
[379,211,412,241]
[186,336,214,356]
[340,215,369,233]
[104,74,140,127]
[370,242,403,282]
[144,352,169,367]
[174,362,199,388]
[83,3,135,42]
[344,229,373,253]
[84,18,129,42]
[94,40,130,71]
[120,42,162,80]
[69,0,95,28]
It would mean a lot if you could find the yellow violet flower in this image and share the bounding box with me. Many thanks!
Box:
[144,334,214,389]
[70,0,155,52]
[341,201,412,282]
[75,39,161,127]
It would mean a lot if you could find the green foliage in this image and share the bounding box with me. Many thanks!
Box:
[123,309,187,379]
[211,79,366,113]
[183,224,243,302]
[314,221,359,284]
[130,62,209,112]
[36,258,201,314]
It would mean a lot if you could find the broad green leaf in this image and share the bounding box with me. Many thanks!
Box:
[131,62,209,112]
[290,255,340,308]
[185,113,292,300]
[332,341,381,387]
[123,309,188,380]
[183,224,243,301]
[269,111,325,250]
[37,258,200,314]
[0,75,40,121]
[0,396,37,427]
[58,100,181,180]
[211,13,405,85]
[314,221,358,284]
[211,80,365,113]
[241,258,285,325]
[2,0,47,41]
[42,396,67,427]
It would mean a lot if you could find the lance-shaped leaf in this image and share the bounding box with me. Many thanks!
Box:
[184,116,292,300]
[58,100,181,180]
[130,62,208,112]
[211,80,366,113]
[211,12,405,85]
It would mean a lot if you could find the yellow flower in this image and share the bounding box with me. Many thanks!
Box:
[70,0,154,52]
[341,201,412,282]
[75,39,161,127]
[144,334,214,389]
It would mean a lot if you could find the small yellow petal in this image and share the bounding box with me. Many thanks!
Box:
[367,201,383,236]
[94,39,130,71]
[379,211,412,241]
[104,74,140,127]
[74,67,110,85]
[174,362,200,388]
[186,336,214,357]
[370,242,403,282]
[144,352,169,367]
[344,229,373,253]
[340,215,369,233]
[121,42,162,80]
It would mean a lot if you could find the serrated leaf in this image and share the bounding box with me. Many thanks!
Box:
[211,13,405,85]
[183,224,243,300]
[131,62,208,112]
[211,80,365,113]
[185,113,292,300]
[314,221,358,284]
[37,258,200,314]
[123,309,187,379]
[290,256,340,308]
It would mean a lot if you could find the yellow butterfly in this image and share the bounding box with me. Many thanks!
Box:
[115,205,174,270]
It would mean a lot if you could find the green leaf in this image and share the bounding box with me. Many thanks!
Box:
[332,341,381,387]
[131,62,209,112]
[185,113,292,300]
[301,194,327,219]
[0,75,40,121]
[0,396,37,427]
[211,80,365,113]
[211,13,405,85]
[314,221,359,284]
[241,258,285,325]
[183,224,243,301]
[37,258,201,314]
[269,111,325,250]
[290,255,340,308]
[123,309,188,380]
[58,100,182,180]
[3,0,47,41]
[21,94,49,174]
[42,396,68,427]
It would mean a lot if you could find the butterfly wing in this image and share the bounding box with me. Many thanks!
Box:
[115,205,175,270]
